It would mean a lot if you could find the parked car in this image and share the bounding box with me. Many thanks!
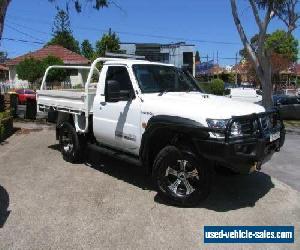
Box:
[273,94,300,120]
[15,89,36,104]
[274,89,297,96]
[37,58,285,206]
[226,87,262,104]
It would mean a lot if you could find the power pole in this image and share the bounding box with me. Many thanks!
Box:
[235,52,238,85]
[206,54,209,82]
[217,50,219,79]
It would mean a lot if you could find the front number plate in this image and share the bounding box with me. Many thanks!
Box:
[270,131,280,142]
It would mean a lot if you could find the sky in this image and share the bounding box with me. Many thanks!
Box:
[1,0,299,66]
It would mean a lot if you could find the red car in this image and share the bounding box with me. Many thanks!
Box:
[15,89,36,104]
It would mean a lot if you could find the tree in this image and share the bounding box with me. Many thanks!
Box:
[47,9,81,54]
[265,30,298,62]
[42,55,66,82]
[16,58,44,87]
[0,0,11,42]
[95,31,120,57]
[230,0,300,109]
[0,0,108,41]
[16,55,67,88]
[239,30,298,88]
[52,8,71,34]
[209,79,225,96]
[0,51,8,63]
[81,40,95,60]
[48,0,108,13]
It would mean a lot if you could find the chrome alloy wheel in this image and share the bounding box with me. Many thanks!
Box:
[61,130,74,153]
[165,160,200,196]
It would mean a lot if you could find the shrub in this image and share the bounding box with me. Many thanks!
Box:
[209,79,225,96]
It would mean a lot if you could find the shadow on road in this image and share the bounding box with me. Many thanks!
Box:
[49,143,275,211]
[86,150,154,191]
[155,172,274,211]
[0,185,10,228]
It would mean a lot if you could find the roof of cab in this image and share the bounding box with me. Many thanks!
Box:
[103,59,174,67]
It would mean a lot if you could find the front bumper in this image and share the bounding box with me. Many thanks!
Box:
[193,110,285,174]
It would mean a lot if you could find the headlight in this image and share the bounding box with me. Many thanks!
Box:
[206,119,229,138]
[207,119,244,138]
[230,121,242,137]
[206,119,228,129]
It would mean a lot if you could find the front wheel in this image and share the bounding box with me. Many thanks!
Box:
[153,146,213,206]
[59,122,86,163]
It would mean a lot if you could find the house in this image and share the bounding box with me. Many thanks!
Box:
[120,42,196,75]
[6,45,90,88]
[0,65,9,82]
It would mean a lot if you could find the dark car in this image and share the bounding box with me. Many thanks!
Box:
[15,89,36,104]
[273,94,300,120]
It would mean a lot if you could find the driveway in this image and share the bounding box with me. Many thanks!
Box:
[0,123,299,249]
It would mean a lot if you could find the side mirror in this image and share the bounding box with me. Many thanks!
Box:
[106,80,121,102]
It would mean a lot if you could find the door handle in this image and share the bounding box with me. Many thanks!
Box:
[100,102,106,106]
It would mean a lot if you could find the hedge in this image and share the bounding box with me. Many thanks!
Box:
[0,112,13,142]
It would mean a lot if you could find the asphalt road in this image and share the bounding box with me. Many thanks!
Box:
[0,123,299,249]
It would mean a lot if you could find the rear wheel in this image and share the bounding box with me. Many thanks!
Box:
[59,122,86,163]
[153,146,212,206]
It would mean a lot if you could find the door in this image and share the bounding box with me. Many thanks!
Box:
[93,65,141,155]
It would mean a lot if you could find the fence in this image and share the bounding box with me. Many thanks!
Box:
[0,81,29,94]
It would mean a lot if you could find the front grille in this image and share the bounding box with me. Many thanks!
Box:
[240,119,258,136]
[259,113,279,134]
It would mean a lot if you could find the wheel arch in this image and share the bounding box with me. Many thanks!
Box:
[139,115,209,174]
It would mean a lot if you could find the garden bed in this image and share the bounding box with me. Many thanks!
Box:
[0,112,14,142]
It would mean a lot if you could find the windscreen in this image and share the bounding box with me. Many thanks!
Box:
[132,64,202,94]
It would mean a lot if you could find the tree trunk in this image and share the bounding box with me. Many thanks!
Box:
[230,0,274,110]
[0,0,11,42]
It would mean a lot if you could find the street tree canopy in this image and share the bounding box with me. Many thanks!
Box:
[81,40,95,60]
[240,30,298,62]
[231,0,300,108]
[16,55,66,86]
[47,9,81,54]
[16,57,44,85]
[95,31,120,57]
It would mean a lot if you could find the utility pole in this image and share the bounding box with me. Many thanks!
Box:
[235,52,238,85]
[206,54,209,82]
[217,50,219,79]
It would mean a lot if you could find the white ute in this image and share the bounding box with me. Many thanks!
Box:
[38,57,285,206]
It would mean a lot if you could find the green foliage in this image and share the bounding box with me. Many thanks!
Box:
[197,82,210,93]
[240,30,298,62]
[16,56,67,85]
[48,32,81,54]
[0,51,7,63]
[16,57,44,84]
[0,111,10,120]
[81,40,95,60]
[49,0,108,12]
[42,55,67,82]
[265,30,298,62]
[95,32,120,56]
[209,79,225,96]
[52,9,71,33]
[48,9,81,54]
[219,72,235,83]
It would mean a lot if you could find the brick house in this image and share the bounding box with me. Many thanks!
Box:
[6,45,89,87]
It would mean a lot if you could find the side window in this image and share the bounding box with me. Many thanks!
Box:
[105,66,134,100]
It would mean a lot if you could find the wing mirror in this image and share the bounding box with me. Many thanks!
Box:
[106,80,121,102]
